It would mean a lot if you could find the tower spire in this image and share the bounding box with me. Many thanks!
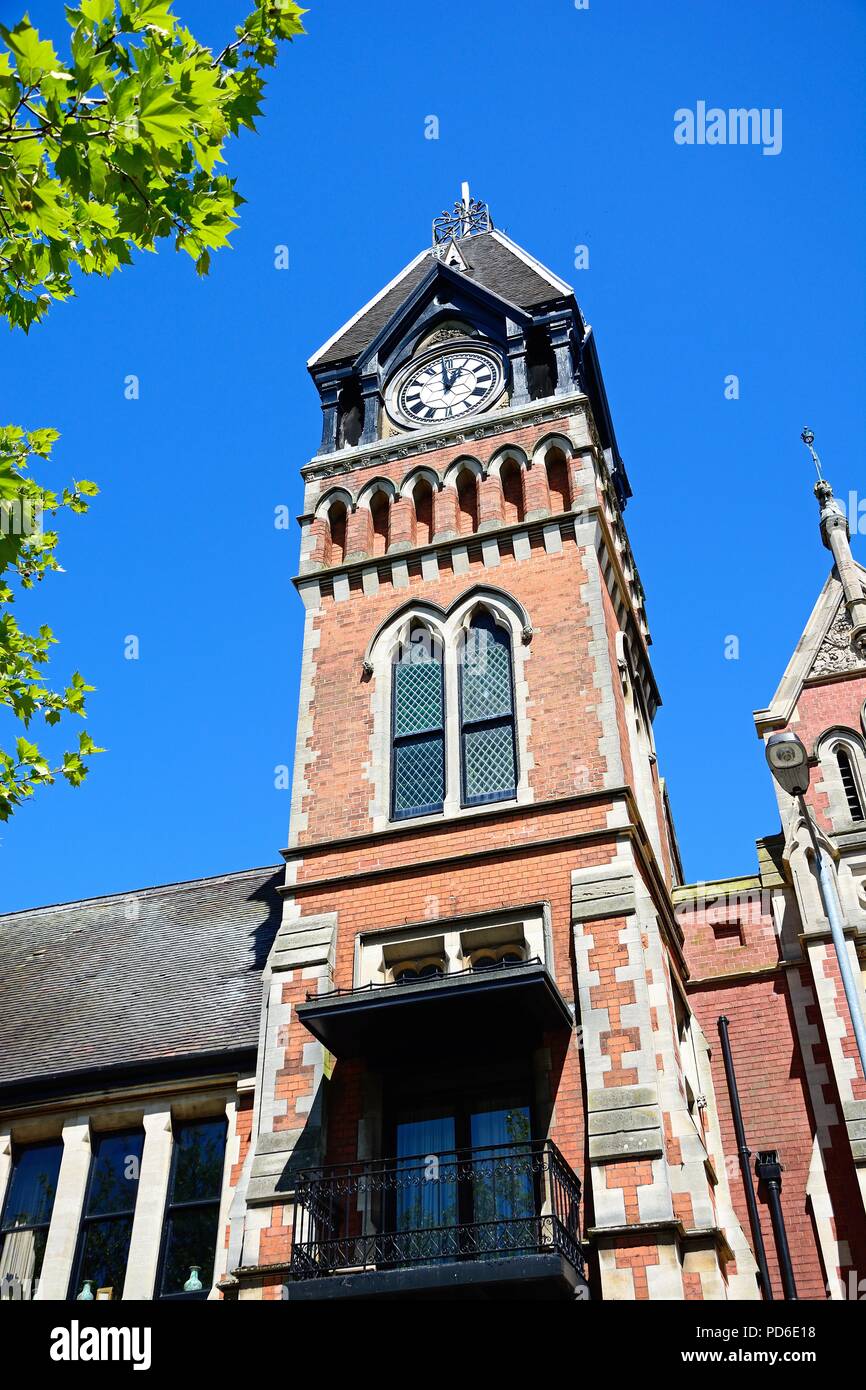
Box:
[804,428,866,655]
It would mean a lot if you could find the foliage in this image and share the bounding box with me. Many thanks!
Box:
[0,0,306,329]
[0,424,100,819]
[0,1,305,818]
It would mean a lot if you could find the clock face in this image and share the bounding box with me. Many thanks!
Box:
[386,342,505,429]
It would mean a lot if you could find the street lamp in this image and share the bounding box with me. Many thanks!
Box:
[765,731,866,1080]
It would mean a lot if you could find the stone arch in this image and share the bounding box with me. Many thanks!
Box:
[486,445,529,480]
[313,485,355,519]
[533,433,575,513]
[815,726,866,827]
[399,464,442,497]
[363,586,532,675]
[443,455,484,487]
[356,476,398,509]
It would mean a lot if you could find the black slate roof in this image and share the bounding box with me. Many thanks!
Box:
[0,865,283,1095]
[312,231,572,369]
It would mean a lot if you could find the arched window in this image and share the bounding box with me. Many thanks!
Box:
[327,500,347,566]
[545,449,571,512]
[837,747,865,822]
[500,458,525,524]
[459,611,517,806]
[370,490,390,556]
[456,468,478,535]
[413,478,434,546]
[391,625,445,820]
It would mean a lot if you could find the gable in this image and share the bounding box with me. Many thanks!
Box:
[754,567,866,733]
[309,230,573,371]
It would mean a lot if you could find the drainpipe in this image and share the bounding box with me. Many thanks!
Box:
[717,1016,774,1299]
[755,1151,798,1300]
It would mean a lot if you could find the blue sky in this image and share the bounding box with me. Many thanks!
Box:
[1,0,865,911]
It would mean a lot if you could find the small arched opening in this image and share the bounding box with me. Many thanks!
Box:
[545,447,571,512]
[456,468,479,535]
[500,457,525,524]
[370,490,390,556]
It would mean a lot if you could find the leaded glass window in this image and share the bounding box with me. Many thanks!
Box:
[460,613,517,806]
[391,627,445,820]
[69,1128,144,1301]
[157,1117,228,1299]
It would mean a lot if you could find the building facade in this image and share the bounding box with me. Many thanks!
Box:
[2,196,865,1302]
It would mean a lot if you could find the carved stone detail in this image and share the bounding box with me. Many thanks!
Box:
[810,606,866,678]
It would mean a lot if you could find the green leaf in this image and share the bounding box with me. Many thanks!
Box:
[137,83,195,148]
[80,0,115,24]
[125,0,176,35]
[1,20,60,85]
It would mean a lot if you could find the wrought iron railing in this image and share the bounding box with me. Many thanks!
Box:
[289,1139,583,1281]
[305,955,544,1002]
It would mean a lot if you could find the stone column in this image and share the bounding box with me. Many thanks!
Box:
[477,474,504,532]
[360,374,381,446]
[344,506,373,563]
[549,318,575,393]
[432,486,459,542]
[209,1098,239,1298]
[122,1108,173,1300]
[523,462,551,521]
[388,495,415,552]
[0,1127,12,1219]
[36,1118,91,1301]
[317,380,339,455]
[506,322,530,407]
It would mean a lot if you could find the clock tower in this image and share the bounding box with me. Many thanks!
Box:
[225,192,756,1301]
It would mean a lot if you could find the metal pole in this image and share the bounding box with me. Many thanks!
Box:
[755,1152,798,1300]
[798,793,866,1081]
[717,1016,774,1300]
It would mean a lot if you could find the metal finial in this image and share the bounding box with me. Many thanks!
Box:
[432,187,493,247]
[801,427,824,481]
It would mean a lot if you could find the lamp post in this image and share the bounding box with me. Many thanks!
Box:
[765,731,866,1080]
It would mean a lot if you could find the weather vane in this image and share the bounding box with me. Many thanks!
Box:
[801,427,824,481]
[432,182,493,247]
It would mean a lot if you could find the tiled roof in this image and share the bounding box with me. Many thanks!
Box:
[312,231,572,368]
[0,866,283,1093]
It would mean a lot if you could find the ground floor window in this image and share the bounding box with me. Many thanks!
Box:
[0,1139,63,1299]
[156,1117,227,1299]
[69,1129,144,1301]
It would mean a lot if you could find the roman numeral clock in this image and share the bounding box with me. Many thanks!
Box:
[384,340,506,428]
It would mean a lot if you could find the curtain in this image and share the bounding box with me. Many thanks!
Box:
[0,1227,41,1299]
[395,1117,457,1261]
[470,1107,534,1254]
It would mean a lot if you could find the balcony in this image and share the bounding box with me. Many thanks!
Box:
[286,1139,588,1301]
[295,957,573,1061]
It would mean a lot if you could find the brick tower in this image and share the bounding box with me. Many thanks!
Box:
[225,191,755,1301]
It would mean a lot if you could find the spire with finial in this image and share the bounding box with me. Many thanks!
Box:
[804,427,866,656]
[432,184,493,248]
